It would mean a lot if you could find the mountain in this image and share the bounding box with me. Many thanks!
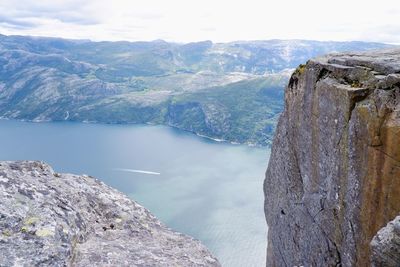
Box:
[264,48,400,266]
[0,34,393,145]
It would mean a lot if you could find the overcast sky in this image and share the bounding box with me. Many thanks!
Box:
[0,0,399,43]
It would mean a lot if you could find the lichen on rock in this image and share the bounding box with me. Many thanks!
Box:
[0,161,220,266]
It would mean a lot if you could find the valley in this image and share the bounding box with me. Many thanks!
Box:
[0,35,392,145]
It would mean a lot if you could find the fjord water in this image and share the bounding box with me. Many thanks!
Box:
[0,119,269,267]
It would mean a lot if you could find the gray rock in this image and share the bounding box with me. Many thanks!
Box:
[371,216,400,267]
[264,48,400,266]
[0,161,220,267]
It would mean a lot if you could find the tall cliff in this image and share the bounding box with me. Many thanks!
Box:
[264,48,400,266]
[0,161,220,266]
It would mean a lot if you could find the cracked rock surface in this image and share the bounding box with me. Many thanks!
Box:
[0,161,220,267]
[264,48,400,266]
[371,216,400,267]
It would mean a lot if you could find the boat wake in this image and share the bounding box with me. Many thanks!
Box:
[113,168,161,175]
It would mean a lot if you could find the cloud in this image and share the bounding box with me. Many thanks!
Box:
[357,25,400,44]
[0,15,38,29]
[0,0,399,43]
[128,12,164,21]
[201,27,217,32]
[0,0,102,28]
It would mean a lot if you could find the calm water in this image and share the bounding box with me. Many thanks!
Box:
[0,119,269,267]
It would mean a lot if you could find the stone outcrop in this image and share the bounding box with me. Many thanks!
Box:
[0,161,220,266]
[264,48,400,266]
[371,216,400,267]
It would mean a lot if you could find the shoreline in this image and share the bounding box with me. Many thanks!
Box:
[0,117,266,148]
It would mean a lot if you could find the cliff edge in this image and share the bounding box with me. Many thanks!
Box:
[264,48,400,266]
[0,161,220,266]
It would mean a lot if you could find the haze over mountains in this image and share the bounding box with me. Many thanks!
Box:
[0,34,393,145]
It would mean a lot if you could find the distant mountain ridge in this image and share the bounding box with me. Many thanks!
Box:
[0,34,393,145]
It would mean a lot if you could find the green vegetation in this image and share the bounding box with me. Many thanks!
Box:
[294,64,307,76]
[169,77,286,145]
[0,34,392,145]
[351,80,362,88]
[2,230,12,236]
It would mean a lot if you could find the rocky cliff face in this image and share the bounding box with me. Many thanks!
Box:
[0,161,220,266]
[264,48,400,266]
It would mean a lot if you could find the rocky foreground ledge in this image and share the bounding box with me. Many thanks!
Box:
[265,48,400,266]
[371,216,400,266]
[0,161,220,266]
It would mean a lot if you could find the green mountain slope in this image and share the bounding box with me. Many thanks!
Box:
[0,34,393,145]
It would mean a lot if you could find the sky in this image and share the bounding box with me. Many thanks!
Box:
[0,0,399,43]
